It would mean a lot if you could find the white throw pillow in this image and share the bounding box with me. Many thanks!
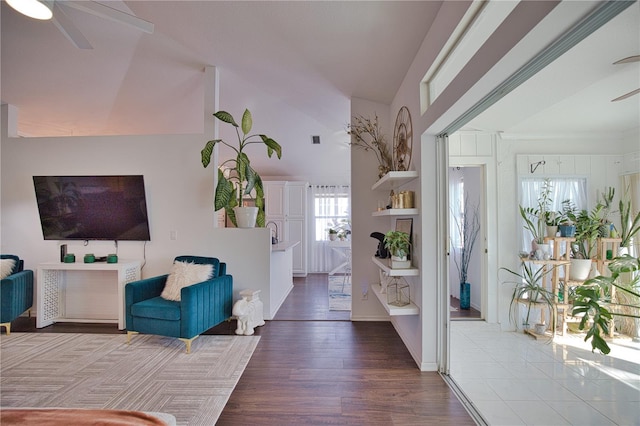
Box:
[1,259,16,279]
[160,261,213,301]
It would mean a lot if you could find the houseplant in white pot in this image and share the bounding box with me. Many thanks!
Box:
[384,230,411,269]
[519,178,553,256]
[201,109,282,228]
[570,204,604,281]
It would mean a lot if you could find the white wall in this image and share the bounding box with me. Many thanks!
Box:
[349,98,392,322]
[0,127,215,277]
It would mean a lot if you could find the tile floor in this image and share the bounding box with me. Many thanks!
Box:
[450,321,640,425]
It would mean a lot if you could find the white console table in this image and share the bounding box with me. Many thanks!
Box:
[37,260,142,330]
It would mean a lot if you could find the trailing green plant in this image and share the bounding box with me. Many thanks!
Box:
[501,260,558,331]
[201,109,282,227]
[452,196,480,284]
[384,230,410,259]
[572,254,640,354]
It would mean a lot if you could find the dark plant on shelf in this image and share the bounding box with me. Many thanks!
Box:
[201,109,282,227]
[572,254,640,354]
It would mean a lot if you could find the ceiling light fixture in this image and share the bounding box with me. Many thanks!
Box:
[6,0,53,20]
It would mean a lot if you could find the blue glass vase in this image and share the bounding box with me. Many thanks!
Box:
[460,282,470,310]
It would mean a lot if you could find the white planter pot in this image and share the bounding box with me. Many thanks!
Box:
[570,258,592,281]
[234,206,259,228]
[391,255,411,269]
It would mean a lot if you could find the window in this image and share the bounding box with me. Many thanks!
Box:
[520,177,587,251]
[312,185,350,241]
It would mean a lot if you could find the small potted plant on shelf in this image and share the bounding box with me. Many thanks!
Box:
[328,228,338,241]
[570,204,604,281]
[201,109,282,228]
[519,178,554,255]
[558,199,578,237]
[384,230,411,269]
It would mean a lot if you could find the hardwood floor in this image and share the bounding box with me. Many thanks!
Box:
[449,296,482,320]
[9,273,475,425]
[218,274,474,425]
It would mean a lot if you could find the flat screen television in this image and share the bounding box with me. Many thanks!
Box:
[33,175,151,241]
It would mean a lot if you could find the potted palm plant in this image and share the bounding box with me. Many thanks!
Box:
[384,230,411,269]
[501,260,558,333]
[201,109,282,228]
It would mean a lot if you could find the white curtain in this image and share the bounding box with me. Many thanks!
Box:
[520,177,587,251]
[309,184,350,273]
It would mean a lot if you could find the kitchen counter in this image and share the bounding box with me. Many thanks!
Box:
[271,241,300,252]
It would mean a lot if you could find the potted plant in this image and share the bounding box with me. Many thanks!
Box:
[328,228,338,241]
[570,205,604,281]
[384,230,411,269]
[519,178,553,254]
[544,211,561,238]
[501,260,557,333]
[558,199,577,237]
[598,187,615,237]
[201,109,282,228]
[618,190,640,253]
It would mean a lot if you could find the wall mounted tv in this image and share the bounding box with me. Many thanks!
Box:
[33,175,151,241]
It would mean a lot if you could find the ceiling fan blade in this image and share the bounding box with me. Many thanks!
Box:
[611,88,640,102]
[613,55,640,65]
[60,1,154,34]
[52,3,93,49]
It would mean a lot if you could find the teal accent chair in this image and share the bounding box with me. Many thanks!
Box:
[125,256,233,353]
[1,254,34,335]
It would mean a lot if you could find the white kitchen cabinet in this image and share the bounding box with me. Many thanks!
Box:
[265,181,308,276]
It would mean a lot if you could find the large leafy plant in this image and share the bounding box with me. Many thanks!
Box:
[201,109,282,227]
[572,255,640,354]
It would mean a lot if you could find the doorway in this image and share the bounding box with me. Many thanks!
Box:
[448,165,484,320]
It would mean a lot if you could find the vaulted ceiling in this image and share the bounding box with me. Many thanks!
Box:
[2,1,638,182]
[1,0,444,137]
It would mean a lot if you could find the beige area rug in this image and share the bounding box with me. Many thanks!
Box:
[1,333,259,425]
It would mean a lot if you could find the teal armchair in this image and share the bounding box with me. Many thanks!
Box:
[125,256,233,353]
[1,254,34,335]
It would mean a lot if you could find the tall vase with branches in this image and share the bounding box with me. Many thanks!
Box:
[347,113,393,179]
[452,196,480,310]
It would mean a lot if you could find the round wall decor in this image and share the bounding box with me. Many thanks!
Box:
[393,106,412,171]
